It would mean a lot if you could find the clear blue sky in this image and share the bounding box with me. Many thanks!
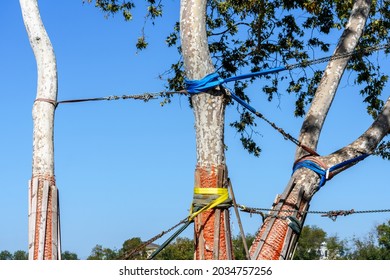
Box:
[1,1,389,259]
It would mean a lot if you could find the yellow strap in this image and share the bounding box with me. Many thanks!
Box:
[193,187,227,195]
[189,188,229,221]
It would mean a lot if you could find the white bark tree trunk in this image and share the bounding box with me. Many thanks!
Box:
[296,0,373,161]
[250,0,379,260]
[181,0,233,259]
[20,0,61,260]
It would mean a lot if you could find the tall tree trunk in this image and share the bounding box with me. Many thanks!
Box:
[180,0,233,259]
[20,0,61,260]
[250,0,374,260]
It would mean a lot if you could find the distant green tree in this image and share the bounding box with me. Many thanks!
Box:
[0,250,29,260]
[0,250,13,260]
[377,220,390,257]
[293,225,349,260]
[87,245,118,260]
[232,234,255,260]
[153,234,254,260]
[61,250,79,260]
[349,234,382,259]
[155,237,194,260]
[119,237,147,260]
[13,250,28,260]
[348,220,390,260]
[293,225,326,260]
[326,235,349,260]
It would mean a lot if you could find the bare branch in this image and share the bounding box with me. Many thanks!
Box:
[324,96,390,173]
[296,0,372,160]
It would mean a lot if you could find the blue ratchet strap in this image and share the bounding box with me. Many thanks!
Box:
[184,66,287,94]
[292,154,369,189]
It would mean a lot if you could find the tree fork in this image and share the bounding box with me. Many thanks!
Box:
[250,0,372,260]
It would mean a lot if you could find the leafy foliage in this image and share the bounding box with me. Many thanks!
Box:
[154,237,194,260]
[84,0,135,21]
[293,225,327,259]
[3,222,384,260]
[347,220,390,260]
[118,237,147,260]
[293,225,348,260]
[13,250,28,260]
[326,235,349,260]
[85,0,162,20]
[0,250,13,260]
[153,234,255,260]
[85,0,163,50]
[86,234,255,260]
[230,111,261,156]
[61,250,79,260]
[0,250,28,260]
[87,0,390,157]
[87,244,118,260]
[168,0,390,156]
[87,237,148,260]
[374,140,390,159]
[232,233,255,260]
[293,221,390,260]
[0,249,79,260]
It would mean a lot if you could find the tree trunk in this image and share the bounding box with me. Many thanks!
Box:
[250,0,374,260]
[180,0,233,259]
[20,0,61,260]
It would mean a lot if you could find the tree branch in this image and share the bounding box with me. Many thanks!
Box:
[323,96,390,174]
[296,0,372,160]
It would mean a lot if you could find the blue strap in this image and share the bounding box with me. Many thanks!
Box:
[184,66,287,94]
[292,154,369,189]
[185,72,224,94]
[229,92,258,114]
[292,160,328,187]
[328,153,369,173]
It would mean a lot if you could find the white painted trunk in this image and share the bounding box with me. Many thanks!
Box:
[20,0,57,177]
[181,0,232,259]
[296,0,372,161]
[20,0,60,260]
[180,0,226,167]
[295,0,372,197]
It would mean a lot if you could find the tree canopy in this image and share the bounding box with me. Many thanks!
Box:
[2,220,389,260]
[347,220,390,259]
[0,250,28,260]
[86,0,390,157]
[86,220,390,259]
[83,0,390,260]
[292,225,348,260]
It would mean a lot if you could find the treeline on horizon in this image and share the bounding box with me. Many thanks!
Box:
[1,220,389,260]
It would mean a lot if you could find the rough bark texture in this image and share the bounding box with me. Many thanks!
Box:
[180,0,233,259]
[250,0,376,260]
[20,0,60,260]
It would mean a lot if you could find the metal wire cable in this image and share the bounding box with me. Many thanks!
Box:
[286,43,390,70]
[117,217,188,260]
[239,204,390,221]
[55,90,186,107]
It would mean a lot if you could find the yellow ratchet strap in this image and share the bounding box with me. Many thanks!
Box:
[189,187,229,221]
